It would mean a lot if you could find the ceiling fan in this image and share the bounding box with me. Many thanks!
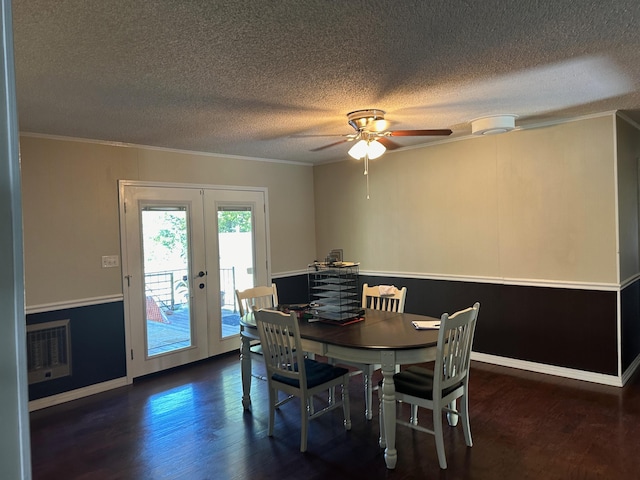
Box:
[300,109,452,158]
[298,109,452,199]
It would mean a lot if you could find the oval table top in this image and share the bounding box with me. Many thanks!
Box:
[241,308,440,351]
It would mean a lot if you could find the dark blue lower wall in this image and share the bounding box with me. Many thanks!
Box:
[272,274,310,305]
[27,301,127,401]
[274,274,619,376]
[28,274,629,402]
[621,279,640,372]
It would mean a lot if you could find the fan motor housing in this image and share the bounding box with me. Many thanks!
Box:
[347,109,386,131]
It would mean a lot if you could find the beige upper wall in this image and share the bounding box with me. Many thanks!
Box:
[314,137,502,277]
[497,117,617,283]
[314,115,619,285]
[20,114,628,307]
[20,136,316,306]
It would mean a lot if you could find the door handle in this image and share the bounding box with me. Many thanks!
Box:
[196,271,207,278]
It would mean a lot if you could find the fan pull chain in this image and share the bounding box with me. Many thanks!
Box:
[364,153,370,199]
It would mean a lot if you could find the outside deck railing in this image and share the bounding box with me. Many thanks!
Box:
[145,267,236,312]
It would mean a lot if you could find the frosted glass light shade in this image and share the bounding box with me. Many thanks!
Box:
[367,140,386,159]
[348,139,386,159]
[348,140,368,159]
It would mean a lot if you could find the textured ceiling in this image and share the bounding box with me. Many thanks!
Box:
[11,0,640,164]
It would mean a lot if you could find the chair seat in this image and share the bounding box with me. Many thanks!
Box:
[273,358,349,389]
[391,366,463,400]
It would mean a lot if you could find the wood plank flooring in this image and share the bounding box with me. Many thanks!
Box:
[30,353,640,479]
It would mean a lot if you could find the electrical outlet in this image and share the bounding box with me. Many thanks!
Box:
[102,255,120,268]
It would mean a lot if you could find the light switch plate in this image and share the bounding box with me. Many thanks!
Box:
[102,255,120,268]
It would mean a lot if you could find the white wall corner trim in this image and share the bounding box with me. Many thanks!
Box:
[26,294,125,314]
[622,353,640,386]
[361,270,620,291]
[271,269,308,279]
[20,131,312,166]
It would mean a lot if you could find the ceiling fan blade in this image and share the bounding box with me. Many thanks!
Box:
[290,133,353,138]
[388,129,452,136]
[309,139,351,152]
[376,137,403,150]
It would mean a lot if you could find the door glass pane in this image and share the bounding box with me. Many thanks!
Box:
[141,207,192,357]
[218,206,254,339]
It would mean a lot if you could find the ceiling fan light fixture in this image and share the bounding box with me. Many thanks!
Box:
[471,114,518,135]
[348,139,386,159]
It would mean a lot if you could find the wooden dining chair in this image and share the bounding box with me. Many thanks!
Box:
[236,284,278,355]
[379,302,480,469]
[333,283,407,420]
[254,308,352,452]
[236,283,279,318]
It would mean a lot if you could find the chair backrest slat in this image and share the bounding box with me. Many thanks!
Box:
[362,283,407,313]
[435,302,480,391]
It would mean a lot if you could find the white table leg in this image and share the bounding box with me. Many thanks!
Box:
[380,351,397,469]
[240,332,252,410]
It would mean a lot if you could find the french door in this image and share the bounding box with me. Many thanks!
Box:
[120,182,269,379]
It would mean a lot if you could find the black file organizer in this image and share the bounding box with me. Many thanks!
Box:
[307,262,360,322]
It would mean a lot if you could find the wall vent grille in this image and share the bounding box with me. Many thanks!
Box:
[27,319,71,384]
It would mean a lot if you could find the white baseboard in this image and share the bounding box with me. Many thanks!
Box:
[622,353,640,386]
[471,352,623,387]
[28,377,129,412]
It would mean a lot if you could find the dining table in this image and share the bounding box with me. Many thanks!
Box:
[239,307,441,470]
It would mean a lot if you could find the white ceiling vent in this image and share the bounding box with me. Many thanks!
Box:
[471,114,518,135]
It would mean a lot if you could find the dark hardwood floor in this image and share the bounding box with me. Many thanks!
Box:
[30,353,640,480]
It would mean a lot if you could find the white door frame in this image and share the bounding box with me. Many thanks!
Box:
[119,180,271,382]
